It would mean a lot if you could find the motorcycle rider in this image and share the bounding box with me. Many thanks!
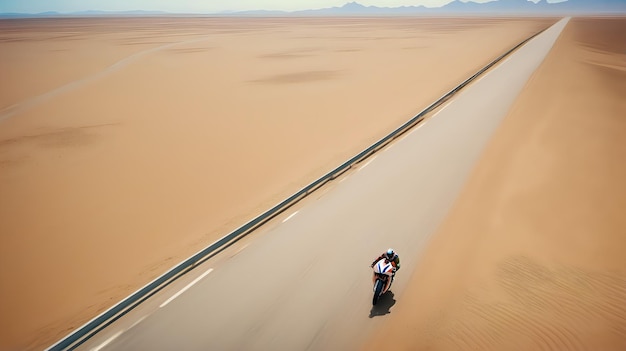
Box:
[370,248,400,289]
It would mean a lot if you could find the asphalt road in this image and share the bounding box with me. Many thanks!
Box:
[74,18,569,351]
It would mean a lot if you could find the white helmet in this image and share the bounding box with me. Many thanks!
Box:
[386,248,395,257]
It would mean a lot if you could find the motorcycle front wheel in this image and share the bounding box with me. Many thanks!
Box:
[372,279,384,305]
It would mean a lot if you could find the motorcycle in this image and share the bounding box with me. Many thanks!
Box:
[372,258,395,305]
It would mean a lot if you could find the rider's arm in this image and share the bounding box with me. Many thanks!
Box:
[394,257,401,270]
[371,255,383,267]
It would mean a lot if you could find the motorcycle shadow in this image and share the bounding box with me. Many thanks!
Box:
[369,291,396,318]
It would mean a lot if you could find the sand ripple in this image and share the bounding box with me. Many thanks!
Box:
[426,256,626,350]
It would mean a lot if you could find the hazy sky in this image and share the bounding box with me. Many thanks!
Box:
[0,0,555,13]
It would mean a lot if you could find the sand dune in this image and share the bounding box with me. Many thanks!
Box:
[0,17,554,350]
[366,17,626,351]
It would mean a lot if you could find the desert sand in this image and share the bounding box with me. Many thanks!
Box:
[0,17,555,350]
[366,17,626,350]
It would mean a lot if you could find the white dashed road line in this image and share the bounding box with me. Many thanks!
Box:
[90,331,122,351]
[282,211,299,223]
[159,268,214,308]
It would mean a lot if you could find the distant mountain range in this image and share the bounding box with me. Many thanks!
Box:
[2,0,625,18]
[241,0,626,16]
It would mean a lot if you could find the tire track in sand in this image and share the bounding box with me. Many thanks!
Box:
[0,35,213,123]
